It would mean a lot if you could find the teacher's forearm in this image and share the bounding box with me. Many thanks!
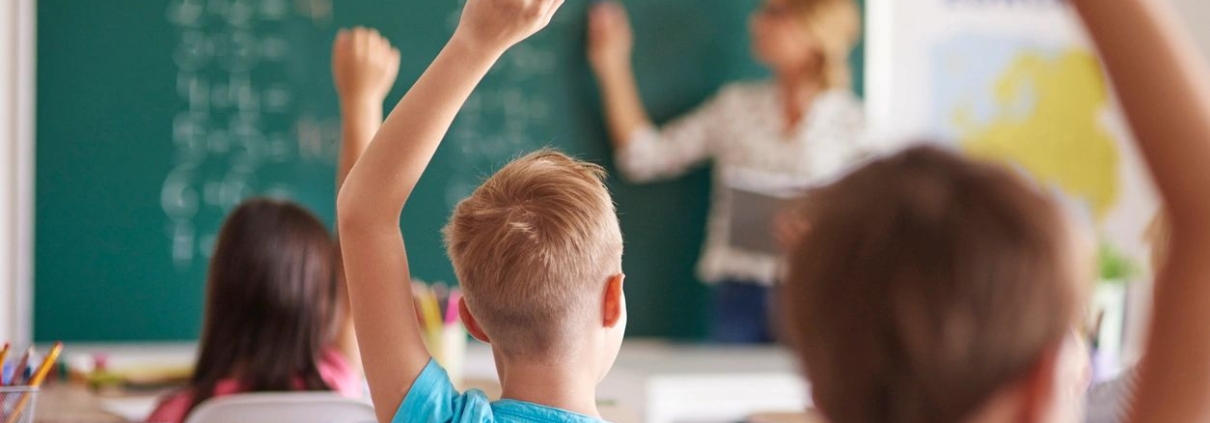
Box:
[595,63,652,150]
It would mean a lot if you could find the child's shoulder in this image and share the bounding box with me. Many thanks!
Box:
[147,390,194,423]
[147,380,247,423]
[318,346,363,398]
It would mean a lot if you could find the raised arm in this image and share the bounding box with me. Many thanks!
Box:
[588,1,653,149]
[1072,1,1210,422]
[336,1,564,422]
[588,1,726,182]
[334,28,399,192]
[331,27,400,378]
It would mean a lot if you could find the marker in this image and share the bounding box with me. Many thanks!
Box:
[10,347,32,385]
[432,283,449,318]
[445,290,462,325]
[0,343,9,385]
[418,286,443,337]
[58,359,69,383]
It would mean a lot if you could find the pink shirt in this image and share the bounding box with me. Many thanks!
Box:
[145,348,361,423]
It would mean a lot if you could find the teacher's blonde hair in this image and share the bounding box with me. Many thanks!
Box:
[789,0,861,89]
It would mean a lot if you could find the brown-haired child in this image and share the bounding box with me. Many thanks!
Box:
[779,0,1210,422]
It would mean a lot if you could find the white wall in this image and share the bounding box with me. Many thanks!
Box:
[2,0,34,346]
[2,0,16,343]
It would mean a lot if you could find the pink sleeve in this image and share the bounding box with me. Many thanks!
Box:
[148,352,358,423]
[145,391,192,423]
[319,347,363,398]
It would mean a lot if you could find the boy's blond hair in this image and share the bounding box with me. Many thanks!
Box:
[444,149,623,357]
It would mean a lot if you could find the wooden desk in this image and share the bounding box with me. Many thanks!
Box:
[747,411,829,423]
[35,384,158,423]
[33,343,194,423]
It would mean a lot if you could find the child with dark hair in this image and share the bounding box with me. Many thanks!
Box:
[146,27,399,423]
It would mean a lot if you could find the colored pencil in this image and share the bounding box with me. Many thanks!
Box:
[27,342,63,386]
[0,343,9,386]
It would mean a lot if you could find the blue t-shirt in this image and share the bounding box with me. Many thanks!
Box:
[394,359,608,423]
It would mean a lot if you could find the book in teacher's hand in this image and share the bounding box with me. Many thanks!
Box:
[726,186,797,256]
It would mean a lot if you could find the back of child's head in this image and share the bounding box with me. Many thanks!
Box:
[191,198,336,410]
[782,145,1089,423]
[444,149,623,359]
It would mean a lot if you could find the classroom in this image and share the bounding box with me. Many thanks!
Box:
[4,0,1210,422]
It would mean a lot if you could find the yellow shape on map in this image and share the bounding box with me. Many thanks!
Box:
[955,49,1119,220]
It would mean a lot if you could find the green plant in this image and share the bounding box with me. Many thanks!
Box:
[1098,242,1139,282]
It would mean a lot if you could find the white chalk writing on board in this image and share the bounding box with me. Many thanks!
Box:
[166,0,566,269]
[164,0,334,271]
[443,0,565,209]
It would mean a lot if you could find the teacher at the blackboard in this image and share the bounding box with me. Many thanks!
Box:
[587,0,877,343]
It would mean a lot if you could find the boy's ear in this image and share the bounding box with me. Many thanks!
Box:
[459,298,491,343]
[603,273,626,328]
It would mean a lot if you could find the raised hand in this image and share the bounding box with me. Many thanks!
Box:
[587,1,634,76]
[332,27,401,105]
[333,27,400,193]
[453,0,566,56]
[336,4,567,422]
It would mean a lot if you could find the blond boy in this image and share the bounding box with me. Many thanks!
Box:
[337,0,628,422]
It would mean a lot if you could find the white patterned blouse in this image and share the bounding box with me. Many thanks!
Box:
[615,81,884,286]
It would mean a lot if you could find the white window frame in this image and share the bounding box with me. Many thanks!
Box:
[2,0,35,345]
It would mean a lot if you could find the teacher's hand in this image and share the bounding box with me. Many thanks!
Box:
[587,1,634,77]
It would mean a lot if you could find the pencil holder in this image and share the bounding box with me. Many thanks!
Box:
[0,386,38,423]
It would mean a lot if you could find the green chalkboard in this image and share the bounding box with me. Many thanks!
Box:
[35,0,863,342]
